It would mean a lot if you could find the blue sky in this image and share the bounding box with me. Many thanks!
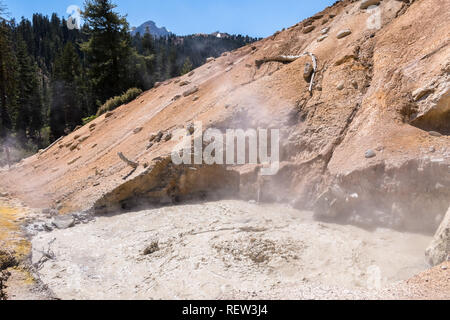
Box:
[3,0,336,38]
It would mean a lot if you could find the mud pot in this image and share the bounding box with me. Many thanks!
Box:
[31,200,432,300]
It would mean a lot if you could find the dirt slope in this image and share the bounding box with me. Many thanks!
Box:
[1,0,449,231]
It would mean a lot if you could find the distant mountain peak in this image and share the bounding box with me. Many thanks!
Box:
[131,20,171,38]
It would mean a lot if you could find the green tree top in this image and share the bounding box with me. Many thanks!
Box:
[81,0,132,104]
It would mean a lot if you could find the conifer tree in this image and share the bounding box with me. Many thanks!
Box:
[0,13,16,139]
[82,0,132,105]
[50,42,82,139]
[180,57,193,75]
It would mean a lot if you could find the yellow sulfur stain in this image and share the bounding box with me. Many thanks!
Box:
[0,202,31,262]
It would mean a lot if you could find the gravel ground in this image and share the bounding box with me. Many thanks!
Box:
[31,200,435,300]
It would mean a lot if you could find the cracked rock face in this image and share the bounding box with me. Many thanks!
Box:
[426,207,450,266]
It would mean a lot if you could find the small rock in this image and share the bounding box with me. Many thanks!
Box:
[187,124,195,135]
[179,81,190,86]
[351,80,359,89]
[183,86,199,97]
[143,240,160,255]
[321,27,330,34]
[360,0,381,10]
[133,127,143,134]
[155,131,164,142]
[225,67,232,72]
[303,63,314,81]
[442,266,448,270]
[188,71,195,77]
[303,25,315,34]
[52,215,75,230]
[317,35,328,42]
[173,94,182,101]
[337,82,345,90]
[192,96,200,102]
[365,149,377,159]
[429,146,436,153]
[222,52,228,57]
[164,133,172,141]
[105,111,114,118]
[337,29,352,39]
[206,57,215,63]
[146,143,154,150]
[429,131,442,137]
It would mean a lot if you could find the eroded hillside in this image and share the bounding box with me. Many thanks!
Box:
[2,0,448,233]
[1,0,449,300]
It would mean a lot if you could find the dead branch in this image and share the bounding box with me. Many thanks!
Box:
[255,55,302,67]
[118,152,139,169]
[34,238,56,270]
[39,136,64,156]
[255,52,318,94]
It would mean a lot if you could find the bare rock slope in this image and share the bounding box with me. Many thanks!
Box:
[1,0,449,235]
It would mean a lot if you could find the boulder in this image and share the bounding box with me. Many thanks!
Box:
[360,0,381,10]
[337,29,352,39]
[426,207,450,266]
[303,25,316,34]
[52,215,75,230]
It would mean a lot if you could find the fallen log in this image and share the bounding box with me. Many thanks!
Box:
[118,152,139,169]
[39,136,64,156]
[255,52,317,93]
